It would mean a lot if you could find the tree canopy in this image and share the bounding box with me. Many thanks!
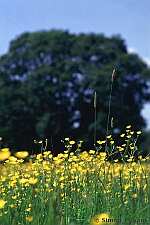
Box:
[0,30,149,152]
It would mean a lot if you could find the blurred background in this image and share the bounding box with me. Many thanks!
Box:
[0,0,149,154]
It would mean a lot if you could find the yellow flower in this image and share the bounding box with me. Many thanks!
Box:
[59,176,65,182]
[124,200,128,205]
[26,216,33,222]
[137,131,142,135]
[43,151,51,156]
[120,134,125,137]
[65,137,69,141]
[90,213,115,225]
[69,140,75,145]
[138,155,142,160]
[26,207,32,212]
[131,162,136,166]
[132,193,137,199]
[99,152,106,157]
[0,149,11,161]
[12,196,17,200]
[97,140,106,145]
[122,144,126,147]
[36,154,42,160]
[10,204,16,208]
[28,178,38,185]
[124,184,130,190]
[8,156,17,162]
[89,150,95,154]
[15,151,29,159]
[0,199,6,209]
[126,125,131,129]
[127,158,133,162]
[118,147,124,152]
[99,152,107,161]
[114,159,119,163]
[1,148,10,152]
[107,135,112,139]
[20,178,28,185]
[126,135,131,138]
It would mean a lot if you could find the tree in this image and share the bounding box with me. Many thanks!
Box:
[0,30,149,152]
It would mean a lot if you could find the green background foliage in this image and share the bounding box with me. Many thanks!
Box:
[0,30,149,152]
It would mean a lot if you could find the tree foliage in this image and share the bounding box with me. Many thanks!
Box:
[0,30,149,151]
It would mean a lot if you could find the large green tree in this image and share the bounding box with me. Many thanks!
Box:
[0,30,149,151]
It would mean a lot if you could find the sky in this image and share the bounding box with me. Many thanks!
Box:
[0,0,150,128]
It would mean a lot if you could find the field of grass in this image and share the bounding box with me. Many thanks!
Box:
[0,127,149,225]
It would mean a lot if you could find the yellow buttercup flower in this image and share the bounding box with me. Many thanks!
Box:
[10,204,16,208]
[124,184,130,190]
[0,149,11,161]
[132,193,137,199]
[126,135,131,138]
[26,216,33,222]
[0,199,6,209]
[107,135,112,139]
[1,148,10,152]
[28,178,38,185]
[89,150,95,154]
[99,152,106,158]
[97,140,106,145]
[118,147,124,152]
[65,137,69,141]
[15,151,29,159]
[8,156,17,162]
[26,207,32,212]
[12,196,17,200]
[69,140,75,145]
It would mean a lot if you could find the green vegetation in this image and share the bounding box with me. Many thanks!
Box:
[0,128,149,225]
[0,30,149,153]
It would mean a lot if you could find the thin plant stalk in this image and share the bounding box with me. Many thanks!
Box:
[94,91,97,148]
[105,68,116,152]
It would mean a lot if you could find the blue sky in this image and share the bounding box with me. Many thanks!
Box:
[0,0,150,128]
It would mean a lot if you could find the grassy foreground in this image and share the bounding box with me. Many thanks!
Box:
[0,128,150,225]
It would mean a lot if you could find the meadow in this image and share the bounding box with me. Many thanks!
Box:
[0,126,149,225]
